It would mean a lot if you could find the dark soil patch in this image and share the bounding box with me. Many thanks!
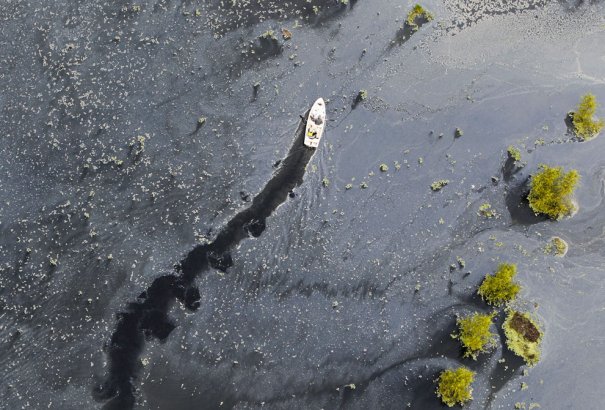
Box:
[509,312,541,342]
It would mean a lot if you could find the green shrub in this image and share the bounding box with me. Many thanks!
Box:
[572,93,604,140]
[502,311,543,366]
[507,145,521,162]
[436,367,475,407]
[478,263,520,306]
[528,165,579,220]
[406,4,434,31]
[453,312,496,359]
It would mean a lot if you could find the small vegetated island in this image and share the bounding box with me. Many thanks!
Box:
[503,311,543,367]
[570,93,604,141]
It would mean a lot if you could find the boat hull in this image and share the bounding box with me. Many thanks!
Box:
[304,98,326,148]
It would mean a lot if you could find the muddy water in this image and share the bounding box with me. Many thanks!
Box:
[0,1,604,409]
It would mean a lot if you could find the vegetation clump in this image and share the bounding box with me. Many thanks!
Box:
[527,165,580,220]
[478,263,520,306]
[545,236,568,257]
[454,127,464,138]
[322,177,330,187]
[477,202,497,218]
[507,145,521,162]
[436,367,475,407]
[453,312,496,359]
[406,4,434,31]
[357,89,368,102]
[379,163,389,172]
[259,30,277,40]
[431,179,449,191]
[503,311,543,366]
[571,93,603,141]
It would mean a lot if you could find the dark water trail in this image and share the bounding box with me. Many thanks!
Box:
[95,113,315,409]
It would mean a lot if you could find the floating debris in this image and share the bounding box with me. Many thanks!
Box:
[478,263,520,306]
[436,367,475,407]
[430,179,449,191]
[345,183,353,190]
[503,311,543,366]
[281,28,292,40]
[528,165,580,220]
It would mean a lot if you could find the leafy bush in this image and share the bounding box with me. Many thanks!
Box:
[436,367,475,407]
[572,93,604,140]
[478,263,520,306]
[453,312,496,359]
[528,165,579,220]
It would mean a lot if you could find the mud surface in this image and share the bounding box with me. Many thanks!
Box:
[509,312,540,343]
[1,1,605,409]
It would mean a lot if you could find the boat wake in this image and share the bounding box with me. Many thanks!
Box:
[95,112,315,409]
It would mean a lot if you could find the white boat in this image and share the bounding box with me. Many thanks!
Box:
[304,98,326,148]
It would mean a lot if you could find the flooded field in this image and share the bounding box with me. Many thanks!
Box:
[1,0,604,409]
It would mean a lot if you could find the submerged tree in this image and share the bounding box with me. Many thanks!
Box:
[527,165,580,220]
[571,93,604,141]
